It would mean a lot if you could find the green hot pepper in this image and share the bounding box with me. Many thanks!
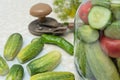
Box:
[41,34,74,55]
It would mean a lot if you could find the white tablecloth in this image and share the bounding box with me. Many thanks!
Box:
[0,0,79,80]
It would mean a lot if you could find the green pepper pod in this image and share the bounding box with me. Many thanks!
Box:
[4,33,23,61]
[41,34,74,55]
[6,64,24,80]
[0,56,9,76]
[17,38,44,64]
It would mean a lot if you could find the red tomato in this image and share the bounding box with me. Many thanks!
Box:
[78,1,92,24]
[100,36,120,58]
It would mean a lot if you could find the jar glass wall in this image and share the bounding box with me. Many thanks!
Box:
[74,0,120,80]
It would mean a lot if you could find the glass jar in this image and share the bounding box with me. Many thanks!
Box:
[74,0,120,80]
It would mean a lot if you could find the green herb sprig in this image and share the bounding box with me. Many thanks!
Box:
[53,0,81,21]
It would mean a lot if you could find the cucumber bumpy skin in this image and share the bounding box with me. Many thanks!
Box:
[17,38,44,64]
[6,64,24,80]
[4,33,23,61]
[27,50,61,76]
[88,6,111,30]
[30,72,75,80]
[0,56,9,76]
[85,41,120,80]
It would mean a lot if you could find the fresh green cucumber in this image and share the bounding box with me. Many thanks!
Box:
[4,33,23,61]
[111,2,120,20]
[91,0,110,8]
[6,64,24,80]
[85,41,120,80]
[77,25,99,43]
[88,6,111,30]
[31,38,39,43]
[30,72,75,80]
[27,50,61,76]
[104,21,120,39]
[117,58,120,73]
[75,40,95,79]
[75,41,86,76]
[0,56,9,76]
[17,37,44,64]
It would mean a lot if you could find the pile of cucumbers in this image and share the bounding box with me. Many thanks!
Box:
[0,33,74,80]
[75,0,120,80]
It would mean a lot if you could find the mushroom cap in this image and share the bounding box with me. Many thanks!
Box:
[30,3,52,17]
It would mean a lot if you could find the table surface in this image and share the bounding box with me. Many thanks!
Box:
[0,0,80,80]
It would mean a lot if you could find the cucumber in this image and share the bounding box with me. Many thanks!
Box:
[17,37,44,64]
[0,56,9,76]
[31,38,39,43]
[75,41,86,76]
[104,21,120,39]
[117,58,120,73]
[111,2,120,20]
[88,6,111,30]
[85,41,120,80]
[91,0,110,8]
[30,72,75,80]
[27,50,61,76]
[6,64,24,80]
[77,25,99,43]
[4,33,23,61]
[75,40,95,79]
